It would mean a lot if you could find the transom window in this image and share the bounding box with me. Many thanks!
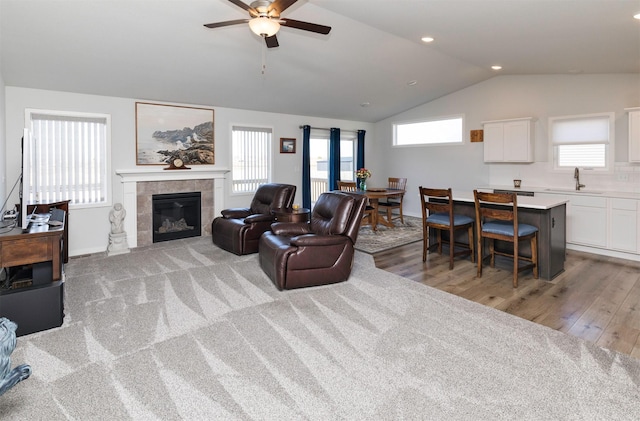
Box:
[550,112,614,171]
[231,126,272,193]
[393,115,464,146]
[25,109,110,206]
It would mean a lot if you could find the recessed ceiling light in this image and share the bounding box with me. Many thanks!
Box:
[634,13,640,19]
[407,80,418,86]
[360,102,371,107]
[421,36,434,43]
[491,65,502,70]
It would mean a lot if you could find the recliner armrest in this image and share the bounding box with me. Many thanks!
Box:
[291,234,349,247]
[221,208,251,219]
[271,222,312,236]
[244,213,274,223]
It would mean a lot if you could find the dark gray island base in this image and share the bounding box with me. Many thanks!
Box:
[429,192,567,281]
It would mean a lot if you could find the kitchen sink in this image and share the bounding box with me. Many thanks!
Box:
[544,189,602,194]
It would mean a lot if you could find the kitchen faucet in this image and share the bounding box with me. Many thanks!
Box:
[574,167,585,191]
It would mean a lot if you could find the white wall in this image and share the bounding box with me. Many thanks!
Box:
[0,76,5,211]
[0,4,5,211]
[373,74,640,217]
[4,87,373,256]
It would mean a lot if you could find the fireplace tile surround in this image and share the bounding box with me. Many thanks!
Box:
[139,181,209,247]
[116,167,228,248]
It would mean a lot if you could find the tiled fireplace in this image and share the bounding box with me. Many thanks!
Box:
[116,167,228,248]
[152,191,202,243]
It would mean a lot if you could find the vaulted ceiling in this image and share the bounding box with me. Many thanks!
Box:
[1,0,639,123]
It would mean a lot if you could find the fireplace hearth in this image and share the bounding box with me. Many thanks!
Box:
[152,192,202,243]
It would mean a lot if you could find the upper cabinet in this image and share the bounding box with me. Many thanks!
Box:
[482,117,534,163]
[626,108,640,163]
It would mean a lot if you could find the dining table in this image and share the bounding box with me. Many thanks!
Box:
[351,187,406,231]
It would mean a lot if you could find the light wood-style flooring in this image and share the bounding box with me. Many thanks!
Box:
[373,242,640,360]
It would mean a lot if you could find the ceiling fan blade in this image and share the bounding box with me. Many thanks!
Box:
[204,19,249,29]
[268,0,298,16]
[228,0,256,15]
[280,18,331,35]
[265,35,279,48]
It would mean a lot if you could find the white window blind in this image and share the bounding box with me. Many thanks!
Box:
[27,111,109,205]
[551,115,610,145]
[232,126,272,193]
[550,112,613,170]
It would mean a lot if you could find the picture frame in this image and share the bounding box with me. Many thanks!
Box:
[280,138,296,154]
[135,102,215,165]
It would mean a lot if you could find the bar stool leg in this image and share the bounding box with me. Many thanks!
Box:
[467,225,475,263]
[513,237,519,288]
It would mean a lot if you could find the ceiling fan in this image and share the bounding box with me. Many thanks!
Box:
[204,0,331,48]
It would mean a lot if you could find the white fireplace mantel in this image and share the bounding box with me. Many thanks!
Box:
[116,167,229,248]
[116,166,229,183]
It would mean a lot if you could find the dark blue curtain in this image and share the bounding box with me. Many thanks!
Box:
[302,125,311,209]
[329,128,341,191]
[356,129,366,171]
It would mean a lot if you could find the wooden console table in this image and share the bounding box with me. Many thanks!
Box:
[0,212,66,336]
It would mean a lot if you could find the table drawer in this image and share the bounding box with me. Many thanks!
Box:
[1,237,53,267]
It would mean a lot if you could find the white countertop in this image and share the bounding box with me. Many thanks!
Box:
[453,190,568,210]
[483,185,640,200]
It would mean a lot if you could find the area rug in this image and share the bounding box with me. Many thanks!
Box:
[354,215,423,254]
[2,237,640,420]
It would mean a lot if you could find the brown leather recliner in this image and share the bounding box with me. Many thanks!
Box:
[259,191,367,290]
[211,183,296,255]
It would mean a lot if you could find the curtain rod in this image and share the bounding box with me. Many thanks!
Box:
[298,126,362,135]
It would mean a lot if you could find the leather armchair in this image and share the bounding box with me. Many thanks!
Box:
[259,191,367,290]
[211,183,296,255]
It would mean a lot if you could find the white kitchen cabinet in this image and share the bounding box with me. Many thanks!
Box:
[610,198,638,253]
[482,117,534,163]
[533,190,640,258]
[569,195,607,248]
[626,108,640,162]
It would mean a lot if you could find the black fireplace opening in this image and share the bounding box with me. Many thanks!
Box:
[152,192,202,243]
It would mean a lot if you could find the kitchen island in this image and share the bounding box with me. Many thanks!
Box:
[431,191,568,280]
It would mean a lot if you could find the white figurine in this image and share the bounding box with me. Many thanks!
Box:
[109,203,126,234]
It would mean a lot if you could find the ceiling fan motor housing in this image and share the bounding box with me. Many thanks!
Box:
[251,0,279,18]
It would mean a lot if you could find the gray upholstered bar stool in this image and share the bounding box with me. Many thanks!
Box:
[473,190,538,288]
[419,187,475,270]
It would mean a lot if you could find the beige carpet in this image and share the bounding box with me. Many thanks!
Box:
[354,215,423,254]
[2,236,640,420]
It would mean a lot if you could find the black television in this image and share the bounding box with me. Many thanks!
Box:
[20,129,34,230]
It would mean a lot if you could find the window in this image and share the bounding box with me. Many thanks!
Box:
[550,112,614,171]
[393,115,464,146]
[231,126,272,193]
[308,130,356,204]
[340,133,356,180]
[25,109,110,206]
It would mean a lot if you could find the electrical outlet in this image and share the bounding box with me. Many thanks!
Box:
[617,173,630,182]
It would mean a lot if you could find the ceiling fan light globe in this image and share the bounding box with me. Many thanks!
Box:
[248,17,280,37]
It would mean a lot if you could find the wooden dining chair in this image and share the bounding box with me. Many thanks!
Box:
[378,177,407,224]
[473,190,538,288]
[337,180,376,230]
[419,187,475,269]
